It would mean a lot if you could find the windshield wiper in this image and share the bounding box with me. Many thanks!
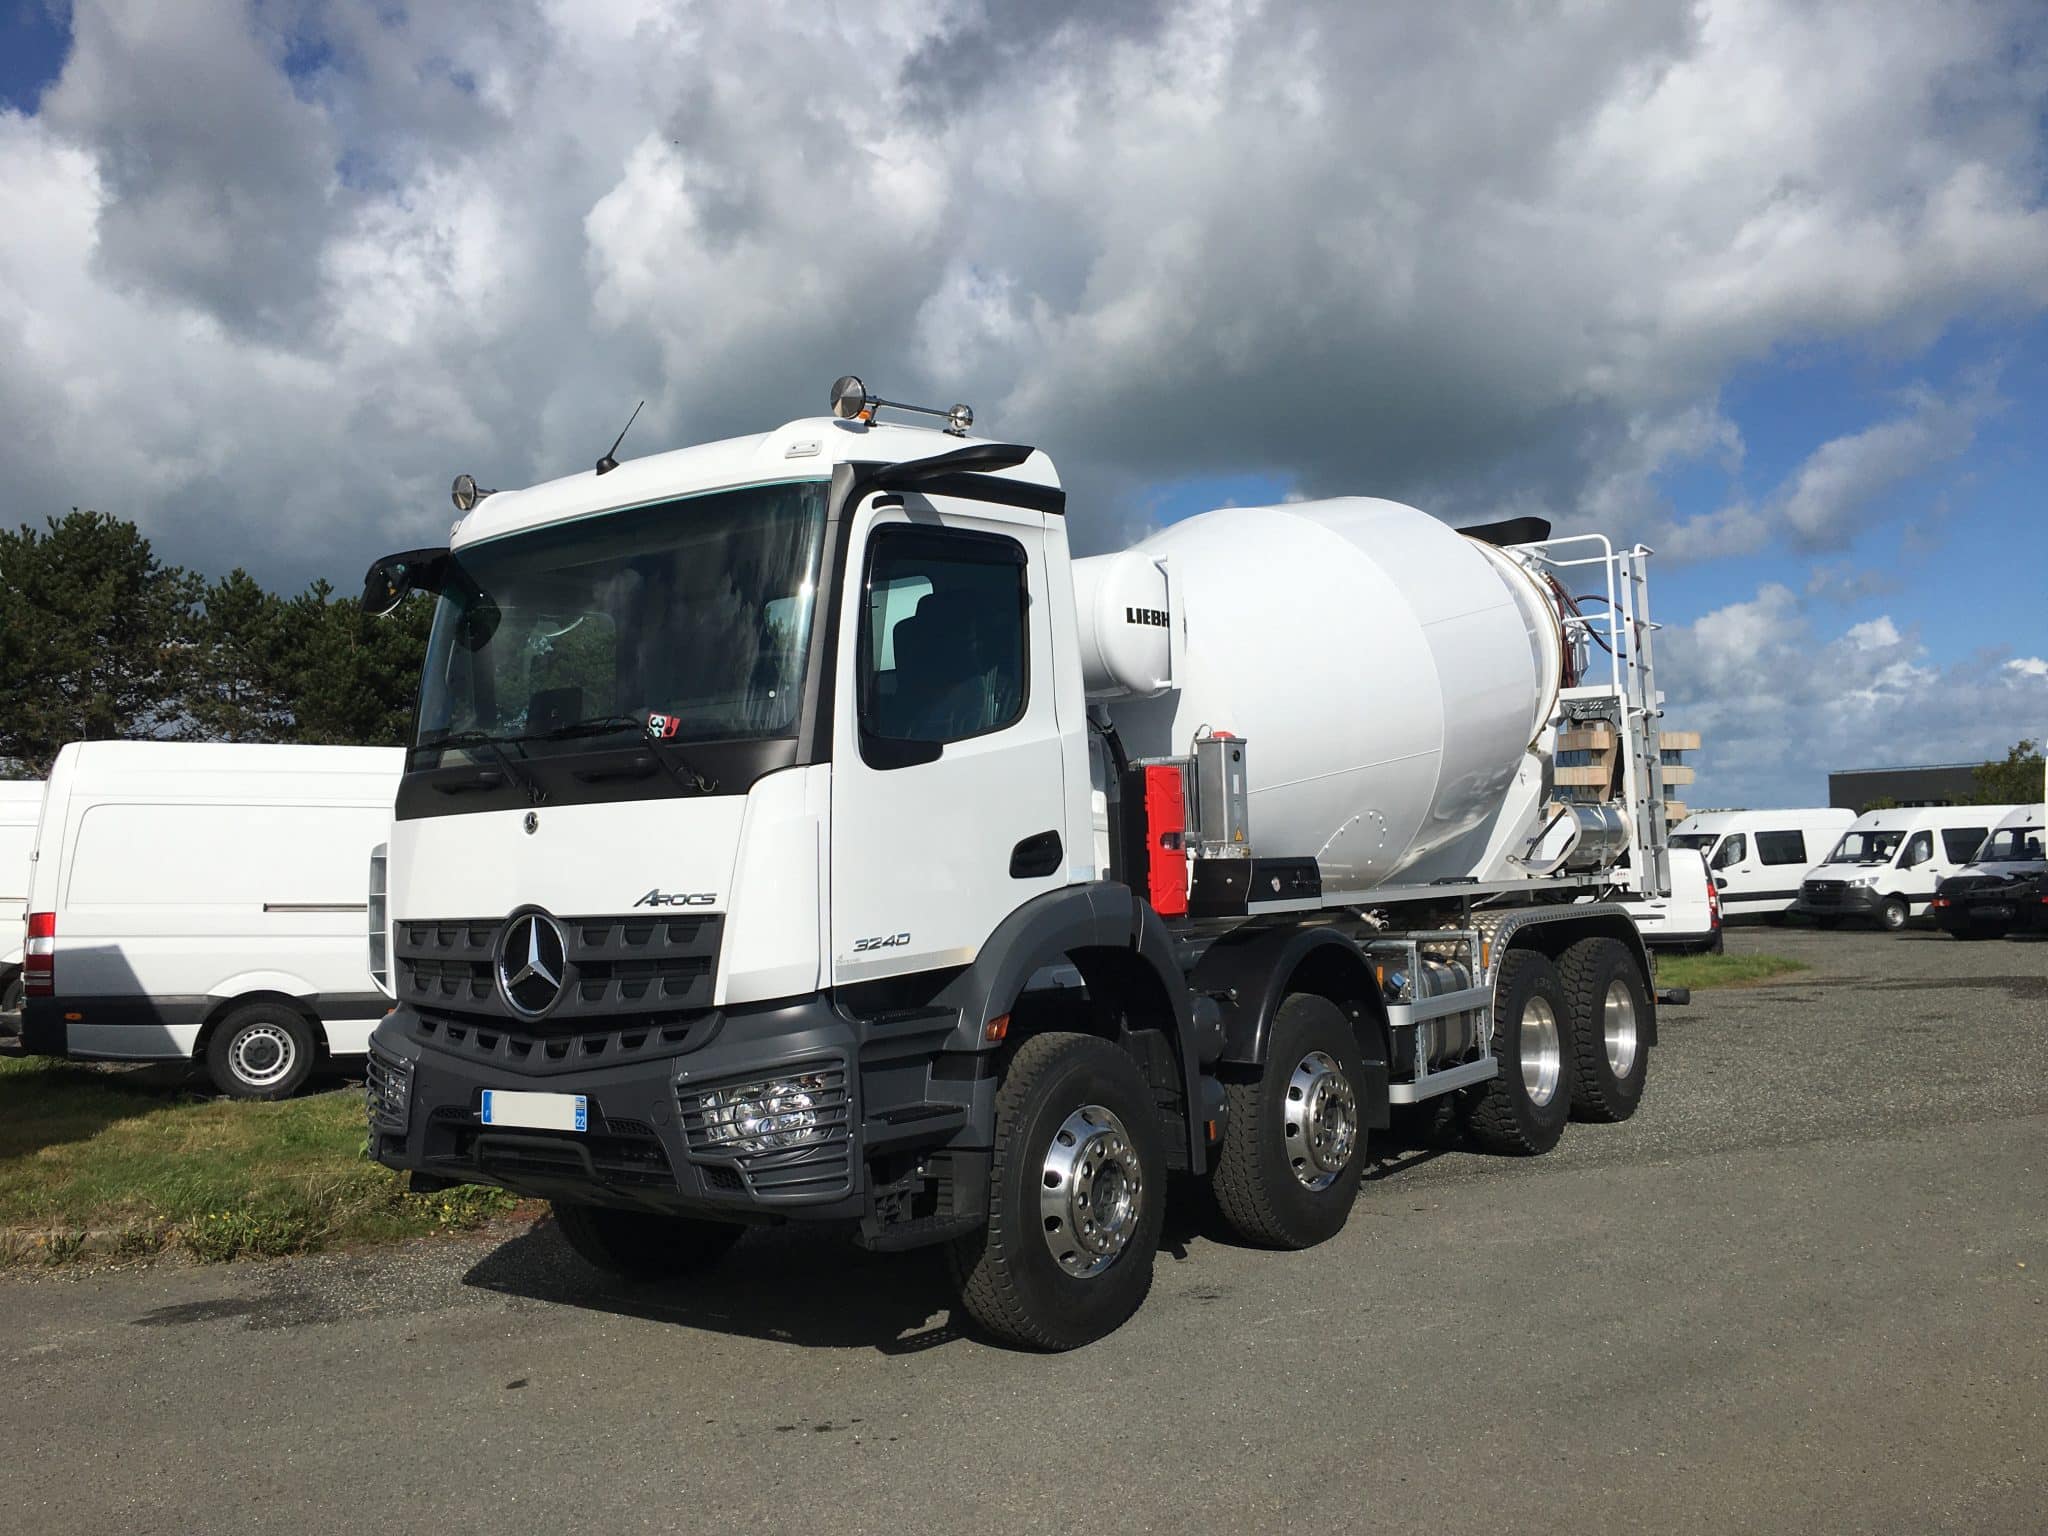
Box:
[533,716,720,795]
[420,729,546,804]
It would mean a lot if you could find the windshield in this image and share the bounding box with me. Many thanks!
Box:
[1668,832,1717,851]
[1825,829,1903,866]
[413,481,827,766]
[1972,827,2045,864]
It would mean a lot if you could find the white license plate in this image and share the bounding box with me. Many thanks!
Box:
[479,1090,587,1132]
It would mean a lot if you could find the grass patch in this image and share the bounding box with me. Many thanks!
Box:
[1655,952,1809,990]
[0,1052,516,1267]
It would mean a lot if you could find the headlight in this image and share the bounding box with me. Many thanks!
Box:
[1856,875,1880,887]
[693,1073,833,1155]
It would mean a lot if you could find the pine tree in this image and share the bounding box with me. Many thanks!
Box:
[0,510,200,775]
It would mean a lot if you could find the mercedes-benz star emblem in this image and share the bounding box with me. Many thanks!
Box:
[496,910,569,1018]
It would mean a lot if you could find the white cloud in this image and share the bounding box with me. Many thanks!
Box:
[1661,584,2048,807]
[0,0,2043,583]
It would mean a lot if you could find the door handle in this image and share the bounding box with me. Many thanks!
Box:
[1010,830,1063,879]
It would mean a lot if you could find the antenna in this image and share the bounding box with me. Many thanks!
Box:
[595,400,645,476]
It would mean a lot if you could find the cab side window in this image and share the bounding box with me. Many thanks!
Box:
[1754,830,1806,866]
[1712,833,1747,870]
[859,526,1028,764]
[1901,831,1933,868]
[1941,828,1986,863]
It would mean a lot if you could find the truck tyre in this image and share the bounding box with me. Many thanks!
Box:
[1462,950,1573,1155]
[1879,897,1909,932]
[205,1002,317,1100]
[1558,937,1651,1123]
[551,1203,742,1280]
[1211,994,1367,1249]
[948,1032,1165,1351]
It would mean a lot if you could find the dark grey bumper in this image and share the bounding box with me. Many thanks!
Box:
[1791,885,1882,919]
[366,993,996,1242]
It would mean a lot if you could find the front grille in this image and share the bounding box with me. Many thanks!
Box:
[411,1009,720,1074]
[394,911,723,1025]
[1803,881,1843,906]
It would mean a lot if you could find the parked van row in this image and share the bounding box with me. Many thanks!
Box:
[1668,803,2039,937]
[1792,805,2015,931]
[12,742,402,1097]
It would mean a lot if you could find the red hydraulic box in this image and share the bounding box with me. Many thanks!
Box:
[1143,764,1189,917]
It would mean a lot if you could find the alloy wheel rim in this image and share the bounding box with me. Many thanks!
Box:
[1602,979,1638,1079]
[1039,1104,1143,1278]
[1283,1050,1358,1190]
[1520,997,1561,1106]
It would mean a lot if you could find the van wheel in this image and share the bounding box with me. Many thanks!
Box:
[552,1204,743,1280]
[0,973,21,1018]
[1463,950,1573,1155]
[1879,898,1909,931]
[1558,938,1651,1123]
[205,1003,317,1100]
[1211,994,1367,1248]
[948,1032,1165,1351]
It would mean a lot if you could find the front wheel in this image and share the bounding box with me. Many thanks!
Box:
[949,1032,1166,1351]
[205,1003,317,1099]
[1879,897,1909,932]
[1212,994,1367,1248]
[1463,950,1574,1155]
[553,1203,743,1279]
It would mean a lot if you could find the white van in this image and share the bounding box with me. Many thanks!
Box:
[1667,808,1854,921]
[19,742,403,1097]
[1791,804,2012,931]
[1610,846,1721,953]
[1,779,47,1014]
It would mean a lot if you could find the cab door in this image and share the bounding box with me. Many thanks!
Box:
[828,494,1072,985]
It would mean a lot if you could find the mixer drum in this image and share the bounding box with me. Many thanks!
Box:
[1088,497,1562,890]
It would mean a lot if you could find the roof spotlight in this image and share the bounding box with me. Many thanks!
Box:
[451,473,496,512]
[830,374,977,436]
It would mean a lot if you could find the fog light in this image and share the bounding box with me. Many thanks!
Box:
[367,1049,414,1134]
[694,1073,833,1155]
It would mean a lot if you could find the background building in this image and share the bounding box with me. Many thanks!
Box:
[1827,763,1981,811]
[1556,725,1698,822]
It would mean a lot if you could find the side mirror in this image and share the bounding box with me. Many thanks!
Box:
[362,547,448,616]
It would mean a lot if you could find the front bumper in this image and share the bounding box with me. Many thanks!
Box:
[366,993,996,1244]
[1791,884,1883,919]
[1932,891,2045,934]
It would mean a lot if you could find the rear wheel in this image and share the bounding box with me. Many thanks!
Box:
[949,1032,1165,1351]
[205,1003,317,1100]
[1879,897,1909,932]
[552,1203,742,1279]
[1211,994,1367,1248]
[1463,951,1574,1155]
[1558,938,1651,1123]
[0,972,21,1018]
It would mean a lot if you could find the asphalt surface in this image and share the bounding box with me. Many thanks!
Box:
[3,926,2042,1535]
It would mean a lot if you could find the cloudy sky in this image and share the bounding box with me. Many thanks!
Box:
[2,0,2044,808]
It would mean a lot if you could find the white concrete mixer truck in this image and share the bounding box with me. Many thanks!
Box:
[360,377,1673,1349]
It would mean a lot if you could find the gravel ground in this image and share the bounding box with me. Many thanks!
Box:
[1,925,2042,1535]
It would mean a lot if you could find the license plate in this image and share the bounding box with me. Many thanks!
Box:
[1977,905,2014,921]
[479,1090,587,1132]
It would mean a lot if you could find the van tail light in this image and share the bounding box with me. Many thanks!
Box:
[23,911,55,997]
[1705,876,1721,928]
